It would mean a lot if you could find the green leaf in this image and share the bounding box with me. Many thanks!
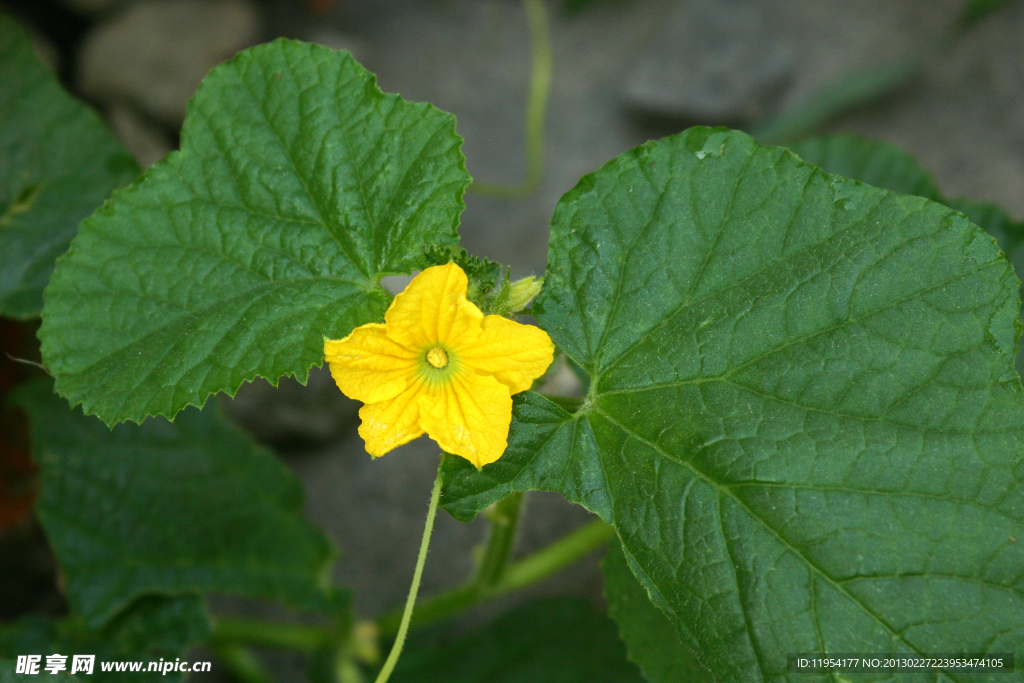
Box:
[0,11,139,319]
[39,38,469,425]
[602,539,710,683]
[0,661,78,683]
[787,134,942,201]
[391,597,645,683]
[0,596,209,683]
[444,128,1024,682]
[13,378,336,627]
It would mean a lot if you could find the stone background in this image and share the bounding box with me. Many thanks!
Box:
[2,0,1023,678]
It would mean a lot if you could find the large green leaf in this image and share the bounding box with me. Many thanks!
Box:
[443,128,1024,681]
[14,379,336,627]
[0,11,139,319]
[391,597,645,683]
[0,596,209,683]
[602,540,710,683]
[39,38,469,425]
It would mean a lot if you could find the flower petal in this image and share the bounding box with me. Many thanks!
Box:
[358,380,427,457]
[385,263,483,348]
[418,372,511,468]
[324,323,417,404]
[455,315,554,394]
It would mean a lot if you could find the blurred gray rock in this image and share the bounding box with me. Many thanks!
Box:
[625,0,794,123]
[220,365,360,448]
[770,0,961,121]
[78,0,262,125]
[303,27,369,63]
[106,104,173,168]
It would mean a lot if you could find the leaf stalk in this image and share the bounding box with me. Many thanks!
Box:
[473,492,525,589]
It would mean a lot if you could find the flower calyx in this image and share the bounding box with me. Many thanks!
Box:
[420,246,542,316]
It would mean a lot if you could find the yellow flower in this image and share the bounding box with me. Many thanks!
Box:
[323,263,554,468]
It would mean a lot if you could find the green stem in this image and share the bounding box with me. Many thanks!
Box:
[378,518,614,636]
[468,0,552,199]
[212,617,329,652]
[498,517,613,592]
[212,642,275,683]
[474,493,524,589]
[373,463,444,683]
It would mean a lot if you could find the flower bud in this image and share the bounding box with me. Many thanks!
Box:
[507,276,543,312]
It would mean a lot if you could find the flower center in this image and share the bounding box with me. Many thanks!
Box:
[425,346,449,369]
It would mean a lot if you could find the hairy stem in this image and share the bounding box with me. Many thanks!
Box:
[372,464,443,683]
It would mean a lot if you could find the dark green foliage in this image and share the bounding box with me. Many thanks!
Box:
[14,379,336,627]
[0,11,139,319]
[392,598,645,683]
[0,596,209,683]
